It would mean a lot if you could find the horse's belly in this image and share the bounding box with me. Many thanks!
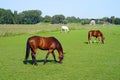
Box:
[38,46,49,50]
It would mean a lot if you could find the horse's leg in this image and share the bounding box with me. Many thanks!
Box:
[44,49,56,64]
[98,37,100,43]
[52,51,57,63]
[44,52,49,65]
[44,50,54,64]
[31,53,38,65]
[31,49,38,65]
[88,37,92,44]
[94,37,97,43]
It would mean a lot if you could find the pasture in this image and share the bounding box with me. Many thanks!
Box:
[0,24,120,80]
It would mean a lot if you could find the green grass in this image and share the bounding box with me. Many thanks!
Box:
[0,24,120,80]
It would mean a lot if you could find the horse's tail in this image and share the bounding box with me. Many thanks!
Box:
[25,38,30,60]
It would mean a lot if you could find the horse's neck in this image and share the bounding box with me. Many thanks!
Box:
[101,34,104,40]
[57,46,63,55]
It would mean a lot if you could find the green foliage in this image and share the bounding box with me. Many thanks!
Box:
[110,16,115,24]
[114,18,120,24]
[0,8,42,24]
[13,11,19,24]
[0,8,120,25]
[51,14,65,24]
[66,16,80,23]
[0,8,14,24]
[81,18,90,25]
[19,10,42,24]
[43,15,51,22]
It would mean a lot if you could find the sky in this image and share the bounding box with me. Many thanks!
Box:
[0,0,120,18]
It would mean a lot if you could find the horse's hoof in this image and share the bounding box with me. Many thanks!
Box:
[59,61,63,64]
[33,63,38,66]
[23,60,27,64]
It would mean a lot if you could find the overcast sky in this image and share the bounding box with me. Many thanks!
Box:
[0,0,120,18]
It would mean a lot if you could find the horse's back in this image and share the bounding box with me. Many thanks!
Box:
[28,36,59,44]
[28,36,42,43]
[89,30,101,34]
[96,30,103,36]
[27,36,61,50]
[61,26,68,28]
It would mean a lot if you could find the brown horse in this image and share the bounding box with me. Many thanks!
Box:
[88,30,105,44]
[24,36,64,65]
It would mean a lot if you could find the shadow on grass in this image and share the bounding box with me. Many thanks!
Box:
[23,59,58,65]
[84,42,100,44]
[84,42,89,44]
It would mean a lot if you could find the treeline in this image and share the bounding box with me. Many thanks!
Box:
[0,8,120,24]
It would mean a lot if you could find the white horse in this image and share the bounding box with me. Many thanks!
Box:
[61,26,69,32]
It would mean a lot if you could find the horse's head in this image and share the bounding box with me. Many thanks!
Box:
[59,52,64,63]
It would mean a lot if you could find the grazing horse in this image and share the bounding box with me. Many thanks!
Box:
[24,36,64,65]
[88,30,105,44]
[61,26,69,32]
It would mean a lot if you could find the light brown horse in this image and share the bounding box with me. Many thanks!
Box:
[88,30,105,44]
[24,36,64,65]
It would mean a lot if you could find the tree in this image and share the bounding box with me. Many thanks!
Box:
[19,10,42,24]
[66,16,76,23]
[51,14,65,24]
[110,16,115,24]
[81,18,90,25]
[115,18,120,24]
[0,8,14,24]
[66,16,81,23]
[0,8,5,24]
[43,15,51,23]
[13,11,19,24]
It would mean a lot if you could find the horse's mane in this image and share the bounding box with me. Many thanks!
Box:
[51,37,63,51]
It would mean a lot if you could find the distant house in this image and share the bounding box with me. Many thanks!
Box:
[90,19,96,25]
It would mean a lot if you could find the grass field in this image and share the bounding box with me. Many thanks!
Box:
[0,24,120,80]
